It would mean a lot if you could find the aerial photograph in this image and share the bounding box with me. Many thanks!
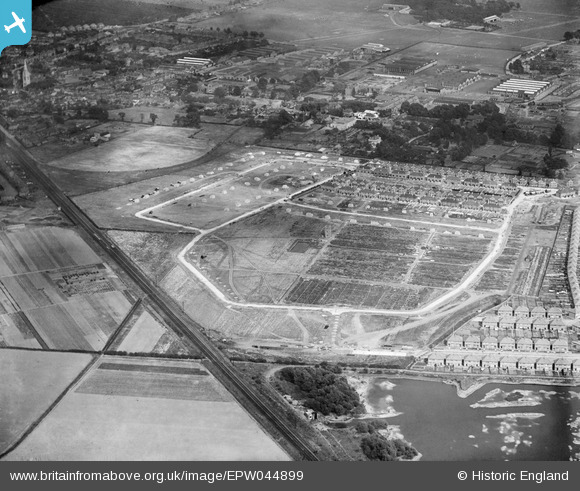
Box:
[1,0,580,462]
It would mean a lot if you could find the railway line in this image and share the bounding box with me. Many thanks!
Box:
[0,127,319,461]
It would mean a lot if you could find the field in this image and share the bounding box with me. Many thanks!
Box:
[111,303,192,356]
[0,349,93,454]
[183,201,496,309]
[396,42,520,75]
[32,0,194,30]
[151,154,341,230]
[46,126,214,173]
[284,278,437,310]
[194,0,578,53]
[72,146,341,230]
[159,264,331,345]
[0,228,100,276]
[0,227,134,350]
[5,356,290,461]
[108,231,195,282]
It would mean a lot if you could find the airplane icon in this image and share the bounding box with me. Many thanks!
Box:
[5,12,26,34]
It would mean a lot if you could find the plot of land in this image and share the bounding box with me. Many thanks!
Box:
[0,228,100,276]
[152,156,340,230]
[284,277,437,310]
[113,306,191,356]
[24,291,132,351]
[0,349,93,454]
[46,126,213,173]
[108,231,195,282]
[5,356,290,461]
[0,227,134,350]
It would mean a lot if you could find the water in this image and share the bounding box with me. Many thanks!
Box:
[366,378,580,461]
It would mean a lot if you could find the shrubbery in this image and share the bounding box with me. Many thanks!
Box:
[278,364,364,416]
[360,434,418,461]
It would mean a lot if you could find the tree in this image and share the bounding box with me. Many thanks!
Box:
[174,103,201,128]
[213,87,227,101]
[509,59,524,74]
[118,112,126,121]
[549,123,566,148]
[150,113,158,125]
[257,77,268,91]
[87,105,108,121]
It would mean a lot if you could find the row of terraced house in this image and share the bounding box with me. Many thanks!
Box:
[426,352,580,374]
[325,176,512,214]
[356,161,560,190]
[446,334,569,353]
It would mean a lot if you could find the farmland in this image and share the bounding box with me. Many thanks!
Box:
[4,356,290,461]
[0,349,93,454]
[0,227,134,351]
[111,303,192,356]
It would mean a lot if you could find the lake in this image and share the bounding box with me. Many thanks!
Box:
[366,377,580,461]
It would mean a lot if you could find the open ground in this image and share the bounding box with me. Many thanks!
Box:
[46,126,214,173]
[0,349,93,455]
[4,356,290,461]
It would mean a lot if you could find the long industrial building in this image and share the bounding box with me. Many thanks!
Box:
[491,78,551,99]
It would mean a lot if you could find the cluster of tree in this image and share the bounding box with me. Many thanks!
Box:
[509,58,524,74]
[278,364,364,416]
[360,433,418,461]
[289,70,322,97]
[262,109,293,138]
[400,100,567,153]
[407,0,516,24]
[174,103,202,128]
[195,38,268,60]
[341,100,377,113]
[529,55,563,75]
[564,29,580,41]
[355,420,389,434]
[86,105,109,122]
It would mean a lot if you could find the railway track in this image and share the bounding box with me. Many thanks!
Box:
[1,128,319,461]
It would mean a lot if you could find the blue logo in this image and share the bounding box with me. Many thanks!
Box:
[1,0,32,55]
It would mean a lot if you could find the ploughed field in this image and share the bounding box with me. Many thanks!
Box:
[0,227,133,350]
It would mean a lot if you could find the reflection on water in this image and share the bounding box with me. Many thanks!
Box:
[366,378,580,461]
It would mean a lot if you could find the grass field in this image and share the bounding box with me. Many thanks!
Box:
[113,306,191,355]
[108,231,195,282]
[46,126,213,173]
[396,42,520,75]
[0,350,93,454]
[5,356,290,461]
[32,0,193,30]
[151,154,341,230]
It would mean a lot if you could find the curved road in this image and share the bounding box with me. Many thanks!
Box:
[0,127,319,462]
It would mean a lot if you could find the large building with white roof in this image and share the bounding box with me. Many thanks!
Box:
[491,78,552,100]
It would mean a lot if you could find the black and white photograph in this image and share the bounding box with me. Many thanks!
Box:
[1,0,580,470]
